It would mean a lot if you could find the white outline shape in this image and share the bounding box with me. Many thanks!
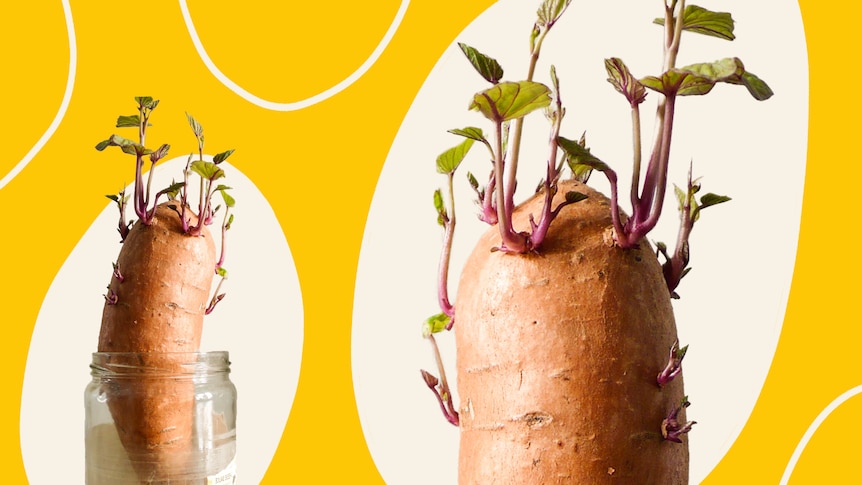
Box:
[780,384,862,484]
[179,0,409,111]
[0,0,77,191]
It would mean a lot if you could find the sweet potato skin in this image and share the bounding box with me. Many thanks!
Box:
[455,180,689,484]
[97,201,216,480]
[99,201,215,353]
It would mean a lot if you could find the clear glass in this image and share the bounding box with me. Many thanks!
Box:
[85,352,237,484]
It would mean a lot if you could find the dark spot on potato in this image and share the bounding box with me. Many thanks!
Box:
[523,412,553,428]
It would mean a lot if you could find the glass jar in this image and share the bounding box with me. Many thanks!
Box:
[85,352,237,484]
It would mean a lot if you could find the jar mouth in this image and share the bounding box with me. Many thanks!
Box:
[90,351,231,376]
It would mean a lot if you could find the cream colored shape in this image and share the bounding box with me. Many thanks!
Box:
[779,384,862,484]
[179,0,409,111]
[0,0,76,191]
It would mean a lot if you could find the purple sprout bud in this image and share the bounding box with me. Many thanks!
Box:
[657,341,688,387]
[662,396,696,443]
[104,287,118,305]
[112,262,124,282]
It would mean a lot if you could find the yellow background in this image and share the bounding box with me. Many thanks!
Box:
[0,0,854,483]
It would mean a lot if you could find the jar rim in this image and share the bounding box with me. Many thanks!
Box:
[90,351,231,376]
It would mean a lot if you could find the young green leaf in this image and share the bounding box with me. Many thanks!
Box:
[159,181,186,200]
[422,312,452,338]
[95,134,136,151]
[470,81,552,123]
[213,149,235,164]
[433,189,447,226]
[186,112,203,138]
[605,57,647,106]
[739,71,774,101]
[150,143,171,163]
[654,5,735,41]
[135,96,158,109]
[458,43,504,84]
[699,193,731,210]
[116,115,141,128]
[448,127,487,144]
[219,187,236,208]
[565,191,588,204]
[436,138,475,175]
[190,160,225,180]
[557,136,611,173]
[537,0,572,28]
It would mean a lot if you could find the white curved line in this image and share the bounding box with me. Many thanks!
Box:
[779,384,862,484]
[0,0,76,191]
[179,0,409,111]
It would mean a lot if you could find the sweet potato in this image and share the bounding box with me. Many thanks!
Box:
[456,180,688,483]
[98,203,215,480]
[419,2,772,483]
[93,97,234,482]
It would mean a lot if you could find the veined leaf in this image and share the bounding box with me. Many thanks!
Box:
[160,181,185,199]
[150,143,170,162]
[95,134,136,151]
[436,138,475,174]
[213,149,235,164]
[116,115,141,128]
[186,112,203,137]
[219,187,236,208]
[135,96,158,109]
[190,160,225,180]
[120,143,152,156]
[458,43,503,84]
[699,193,731,210]
[537,0,572,28]
[654,5,735,41]
[642,58,773,100]
[557,136,611,173]
[470,81,552,123]
[448,127,487,144]
[605,57,647,106]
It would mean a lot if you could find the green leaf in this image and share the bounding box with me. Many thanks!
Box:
[448,127,487,144]
[190,160,225,180]
[213,149,235,164]
[739,71,774,101]
[121,143,152,156]
[433,189,445,213]
[642,58,772,100]
[605,57,647,106]
[537,0,571,28]
[216,267,228,278]
[466,171,480,191]
[436,138,475,174]
[470,81,552,123]
[160,181,185,199]
[699,193,731,210]
[220,187,236,208]
[557,136,611,173]
[186,112,203,138]
[226,213,234,230]
[654,5,735,41]
[674,184,688,211]
[565,191,588,204]
[458,43,503,84]
[95,134,136,151]
[135,96,158,109]
[116,115,141,128]
[422,312,451,338]
[150,143,170,162]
